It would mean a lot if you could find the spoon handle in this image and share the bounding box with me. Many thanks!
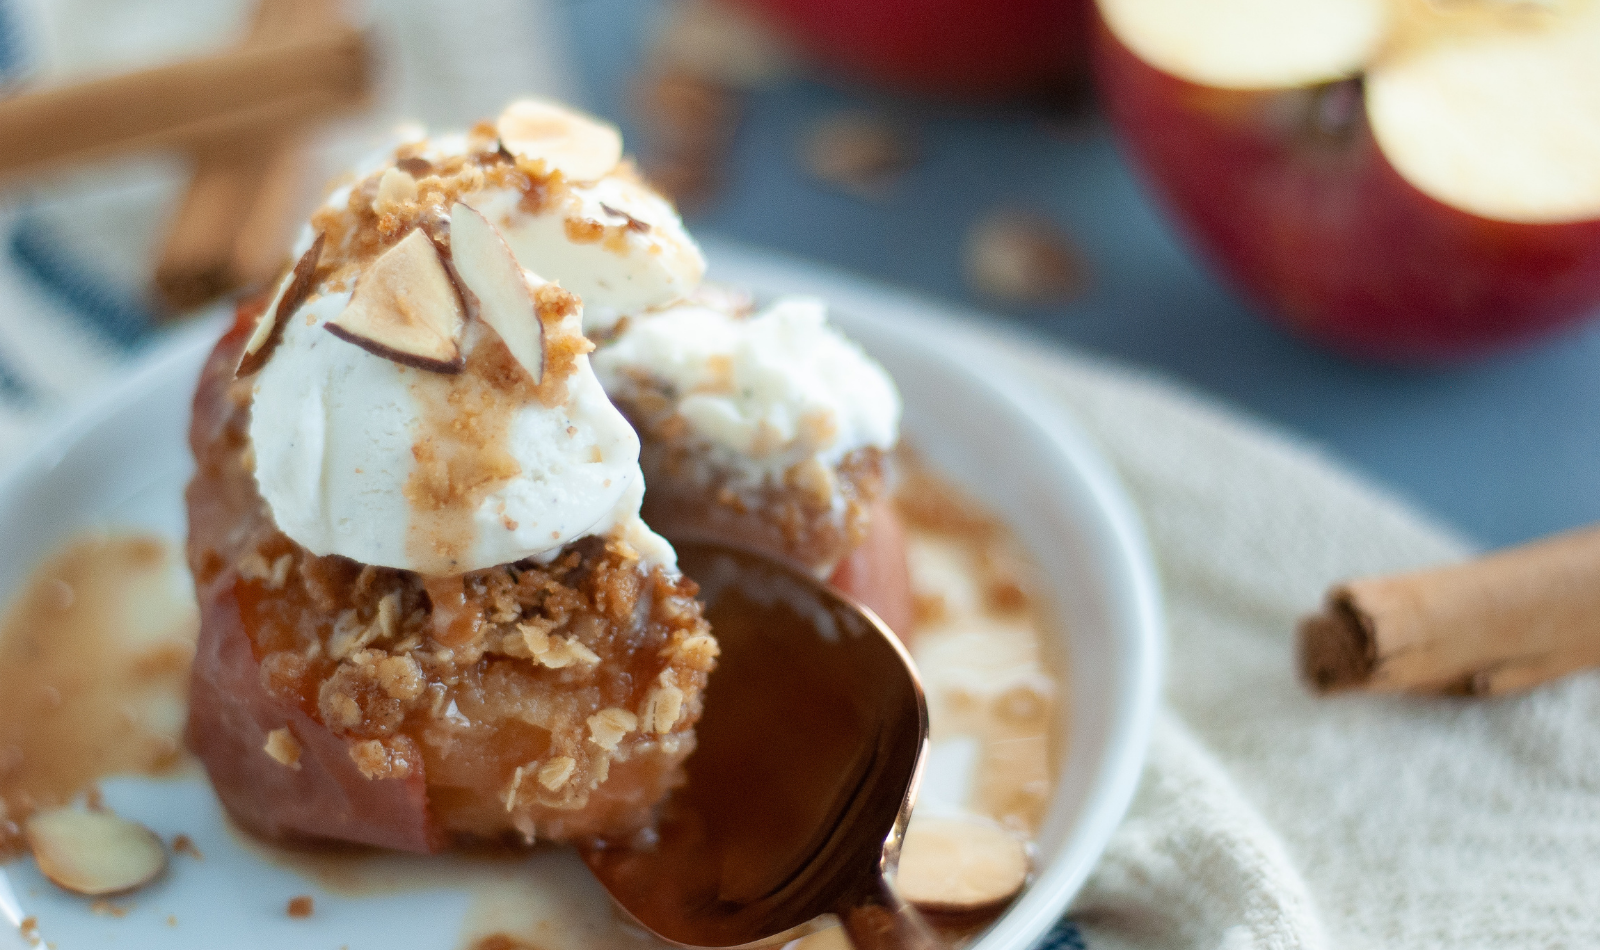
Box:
[837,874,944,950]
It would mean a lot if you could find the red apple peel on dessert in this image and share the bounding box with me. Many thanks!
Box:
[185,100,909,853]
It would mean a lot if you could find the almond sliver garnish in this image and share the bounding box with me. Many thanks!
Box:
[25,807,168,897]
[326,228,466,374]
[449,202,545,383]
[896,813,1029,913]
[496,98,623,182]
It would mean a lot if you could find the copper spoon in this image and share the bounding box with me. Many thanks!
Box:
[580,539,940,950]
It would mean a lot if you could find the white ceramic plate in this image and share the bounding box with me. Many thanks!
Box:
[0,246,1162,950]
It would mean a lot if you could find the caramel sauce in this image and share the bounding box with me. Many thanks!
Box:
[402,286,588,575]
[0,469,1054,950]
[896,462,1061,835]
[0,533,198,857]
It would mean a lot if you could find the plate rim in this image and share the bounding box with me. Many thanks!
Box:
[0,249,1163,950]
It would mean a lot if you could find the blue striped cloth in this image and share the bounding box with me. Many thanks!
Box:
[0,0,174,456]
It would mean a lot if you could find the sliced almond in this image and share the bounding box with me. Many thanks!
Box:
[236,232,324,377]
[896,813,1029,914]
[963,212,1086,304]
[449,202,544,383]
[496,98,623,182]
[803,112,917,194]
[25,807,168,897]
[326,228,466,373]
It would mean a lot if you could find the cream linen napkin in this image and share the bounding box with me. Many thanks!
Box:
[952,323,1600,950]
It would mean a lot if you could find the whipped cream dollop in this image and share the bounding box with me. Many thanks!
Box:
[244,106,688,572]
[593,296,902,486]
[250,264,669,575]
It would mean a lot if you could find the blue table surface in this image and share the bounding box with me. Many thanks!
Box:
[561,0,1600,551]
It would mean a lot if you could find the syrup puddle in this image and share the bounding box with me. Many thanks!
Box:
[0,531,667,950]
[0,533,198,858]
[0,475,1064,950]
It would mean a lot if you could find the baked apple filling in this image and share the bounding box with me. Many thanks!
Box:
[184,98,902,855]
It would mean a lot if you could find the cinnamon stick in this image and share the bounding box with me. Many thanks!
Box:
[226,141,310,292]
[155,0,346,310]
[1297,524,1600,696]
[0,26,371,185]
[154,145,309,309]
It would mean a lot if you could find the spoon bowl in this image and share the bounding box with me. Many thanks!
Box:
[581,539,939,950]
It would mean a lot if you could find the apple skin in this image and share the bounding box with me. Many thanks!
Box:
[1092,18,1600,361]
[734,0,1088,98]
[829,502,915,643]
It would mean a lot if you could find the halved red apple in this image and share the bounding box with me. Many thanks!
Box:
[1094,0,1600,360]
[734,0,1088,97]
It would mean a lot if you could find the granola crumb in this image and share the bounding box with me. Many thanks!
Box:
[19,916,39,946]
[167,914,177,927]
[963,211,1087,305]
[90,899,128,918]
[504,765,526,812]
[263,727,302,770]
[287,895,315,919]
[537,756,576,791]
[641,675,685,734]
[671,633,719,671]
[172,833,204,859]
[587,708,638,751]
[803,112,917,196]
[348,739,413,780]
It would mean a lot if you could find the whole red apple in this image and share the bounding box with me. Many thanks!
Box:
[733,0,1088,98]
[1092,0,1600,361]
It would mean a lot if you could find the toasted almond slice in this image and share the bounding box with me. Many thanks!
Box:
[964,212,1086,304]
[237,232,324,377]
[26,808,168,897]
[896,813,1029,914]
[803,112,917,193]
[326,228,466,373]
[496,98,623,182]
[449,202,545,382]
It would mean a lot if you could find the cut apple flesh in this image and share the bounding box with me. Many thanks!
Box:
[1368,1,1600,223]
[326,228,466,373]
[1098,0,1387,89]
[496,98,623,183]
[448,202,545,383]
[1099,0,1600,223]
